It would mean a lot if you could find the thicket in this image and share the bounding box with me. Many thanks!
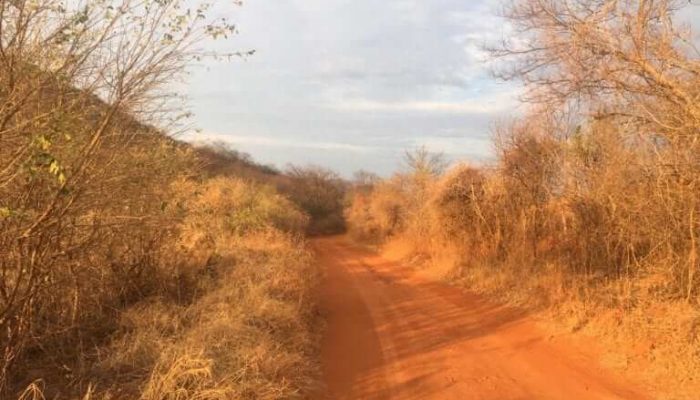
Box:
[1,0,319,398]
[283,166,347,235]
[346,0,699,392]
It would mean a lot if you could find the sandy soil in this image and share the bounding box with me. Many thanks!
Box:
[312,236,651,400]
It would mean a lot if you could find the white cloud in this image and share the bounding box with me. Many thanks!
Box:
[184,132,376,153]
[184,0,517,175]
[329,89,519,114]
[411,135,492,157]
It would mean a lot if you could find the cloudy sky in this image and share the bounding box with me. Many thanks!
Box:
[180,0,518,176]
[182,0,698,177]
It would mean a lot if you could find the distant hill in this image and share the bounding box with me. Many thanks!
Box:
[190,141,281,181]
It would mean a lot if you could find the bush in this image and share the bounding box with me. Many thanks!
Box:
[345,1,700,393]
[175,177,308,253]
[283,166,347,235]
[101,229,320,400]
[1,1,321,398]
[12,173,320,399]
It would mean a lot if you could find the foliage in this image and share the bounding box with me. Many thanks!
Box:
[283,165,347,235]
[0,0,320,398]
[346,1,700,395]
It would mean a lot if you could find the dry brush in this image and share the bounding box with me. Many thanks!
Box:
[346,1,700,396]
[1,0,321,398]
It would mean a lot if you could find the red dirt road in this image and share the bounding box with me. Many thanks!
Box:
[312,236,650,400]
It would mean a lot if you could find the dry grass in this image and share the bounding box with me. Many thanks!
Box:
[4,155,321,399]
[347,103,699,400]
[346,3,700,395]
[113,231,320,400]
[1,1,322,397]
[14,178,321,400]
[348,154,700,397]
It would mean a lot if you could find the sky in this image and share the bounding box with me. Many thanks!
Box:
[181,0,519,176]
[181,0,699,177]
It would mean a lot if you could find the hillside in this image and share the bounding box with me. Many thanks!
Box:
[0,1,328,398]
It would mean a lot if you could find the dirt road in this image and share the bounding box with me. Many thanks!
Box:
[312,236,649,400]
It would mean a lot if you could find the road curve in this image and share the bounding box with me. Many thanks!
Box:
[312,236,649,400]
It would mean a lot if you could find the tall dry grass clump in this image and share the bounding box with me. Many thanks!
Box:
[346,1,700,395]
[100,207,319,400]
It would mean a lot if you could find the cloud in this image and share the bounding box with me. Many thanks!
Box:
[329,90,519,114]
[184,132,377,153]
[184,0,518,176]
[411,134,492,159]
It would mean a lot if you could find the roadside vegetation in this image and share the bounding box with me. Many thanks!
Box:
[283,166,347,236]
[346,1,700,397]
[1,0,320,398]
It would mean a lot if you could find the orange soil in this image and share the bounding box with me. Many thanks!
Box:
[312,236,651,400]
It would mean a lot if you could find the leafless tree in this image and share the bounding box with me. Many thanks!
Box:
[494,0,699,298]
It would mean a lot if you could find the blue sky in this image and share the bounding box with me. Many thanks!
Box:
[181,0,699,177]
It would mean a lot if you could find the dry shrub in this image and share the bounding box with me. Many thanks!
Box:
[2,1,321,398]
[16,178,320,400]
[346,1,700,395]
[283,166,346,235]
[431,165,488,252]
[116,229,319,400]
[345,178,406,242]
[1,131,199,396]
[173,177,308,257]
[345,147,446,248]
[0,0,249,394]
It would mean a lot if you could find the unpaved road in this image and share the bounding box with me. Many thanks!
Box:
[312,236,649,400]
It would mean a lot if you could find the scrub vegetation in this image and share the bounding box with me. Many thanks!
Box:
[0,0,321,398]
[3,0,700,398]
[346,0,700,396]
